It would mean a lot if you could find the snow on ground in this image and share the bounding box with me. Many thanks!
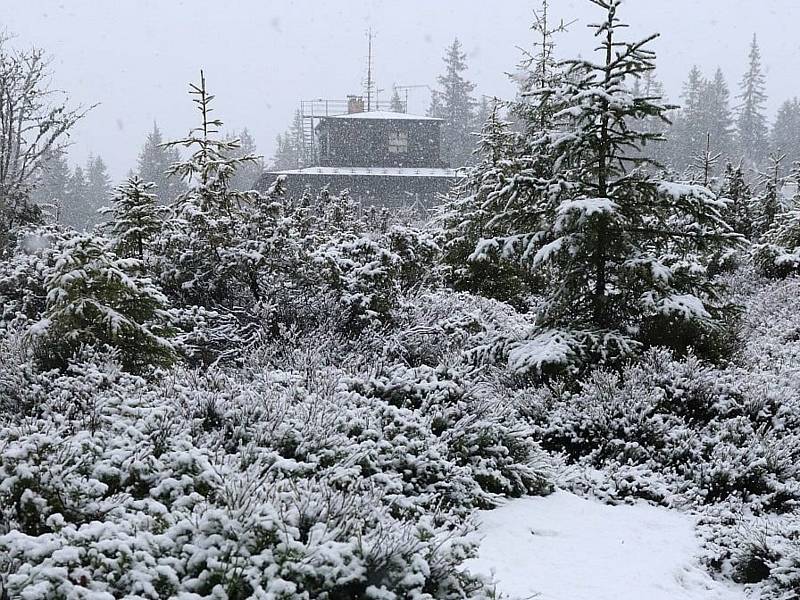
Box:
[466,491,747,600]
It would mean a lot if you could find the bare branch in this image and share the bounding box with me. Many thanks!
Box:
[0,33,92,235]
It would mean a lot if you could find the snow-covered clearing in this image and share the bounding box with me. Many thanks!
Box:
[467,490,747,600]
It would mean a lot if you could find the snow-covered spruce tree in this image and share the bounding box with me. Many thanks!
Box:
[510,0,572,134]
[157,71,260,309]
[481,0,737,375]
[719,161,754,238]
[439,2,568,307]
[100,175,163,261]
[272,109,306,169]
[754,202,800,278]
[389,85,405,112]
[84,155,113,229]
[771,98,800,166]
[751,153,786,240]
[439,101,541,306]
[136,122,187,204]
[228,128,265,191]
[61,165,90,230]
[667,66,706,172]
[737,34,769,169]
[428,38,478,168]
[28,233,175,374]
[702,68,735,161]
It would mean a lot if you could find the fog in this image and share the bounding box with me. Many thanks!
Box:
[6,0,800,178]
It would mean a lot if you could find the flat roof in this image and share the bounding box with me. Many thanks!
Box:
[270,166,465,178]
[320,110,442,122]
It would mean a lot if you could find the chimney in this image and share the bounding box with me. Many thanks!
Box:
[347,95,365,114]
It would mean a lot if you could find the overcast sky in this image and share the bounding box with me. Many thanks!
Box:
[6,0,800,179]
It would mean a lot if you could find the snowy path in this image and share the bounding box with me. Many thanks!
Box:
[466,491,747,600]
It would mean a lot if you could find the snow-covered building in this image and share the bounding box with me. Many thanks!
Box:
[258,98,464,207]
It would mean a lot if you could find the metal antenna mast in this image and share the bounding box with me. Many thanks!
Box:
[366,28,374,111]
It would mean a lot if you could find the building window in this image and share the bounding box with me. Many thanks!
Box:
[387,130,408,154]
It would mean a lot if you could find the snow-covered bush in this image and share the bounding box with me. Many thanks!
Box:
[385,225,441,291]
[308,225,441,331]
[524,346,800,509]
[753,200,800,278]
[312,234,402,328]
[699,510,800,598]
[0,413,490,599]
[347,363,554,504]
[386,290,534,369]
[0,227,64,334]
[475,327,640,381]
[0,327,549,598]
[754,245,800,280]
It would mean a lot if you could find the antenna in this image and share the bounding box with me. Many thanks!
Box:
[395,84,431,114]
[365,28,375,111]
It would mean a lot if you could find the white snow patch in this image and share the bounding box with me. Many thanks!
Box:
[656,181,714,201]
[557,197,618,217]
[466,491,746,600]
[657,294,712,320]
[506,330,576,375]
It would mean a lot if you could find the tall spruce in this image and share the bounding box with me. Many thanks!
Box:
[737,34,769,168]
[465,0,737,374]
[666,66,705,172]
[428,38,478,167]
[272,110,305,169]
[85,155,113,228]
[701,68,735,160]
[32,151,71,223]
[667,67,734,172]
[228,128,264,191]
[158,71,260,309]
[771,98,800,166]
[136,123,187,204]
[62,165,90,230]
